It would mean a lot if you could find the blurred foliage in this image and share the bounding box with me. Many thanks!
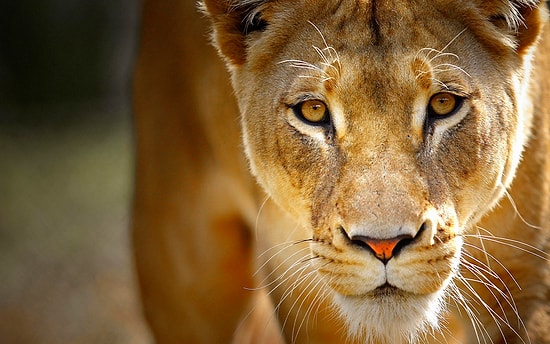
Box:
[0,0,138,125]
[0,0,150,342]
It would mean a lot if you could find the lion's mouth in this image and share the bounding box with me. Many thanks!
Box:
[368,283,403,297]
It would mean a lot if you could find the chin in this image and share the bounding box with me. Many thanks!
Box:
[332,286,446,344]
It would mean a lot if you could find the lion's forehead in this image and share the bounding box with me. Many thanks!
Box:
[267,0,467,51]
[259,0,500,85]
[258,3,481,102]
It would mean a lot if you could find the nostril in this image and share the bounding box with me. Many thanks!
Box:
[341,222,427,263]
[350,234,414,263]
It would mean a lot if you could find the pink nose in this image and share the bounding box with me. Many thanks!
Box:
[350,234,414,262]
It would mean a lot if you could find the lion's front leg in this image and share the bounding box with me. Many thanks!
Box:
[132,170,256,343]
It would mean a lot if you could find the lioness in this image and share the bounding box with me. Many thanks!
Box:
[132,0,550,343]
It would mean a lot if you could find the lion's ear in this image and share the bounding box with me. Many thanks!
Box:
[201,0,267,66]
[477,0,547,55]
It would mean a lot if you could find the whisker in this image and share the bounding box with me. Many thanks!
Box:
[277,268,319,328]
[438,28,468,56]
[297,75,334,83]
[279,261,331,343]
[461,253,522,327]
[503,187,543,230]
[277,21,341,88]
[473,226,492,271]
[464,231,549,261]
[256,239,312,260]
[266,265,314,328]
[448,279,493,344]
[414,28,469,81]
[252,246,312,290]
[461,244,532,343]
[306,281,332,334]
[432,63,471,78]
[291,274,327,343]
[254,194,271,241]
[458,271,514,324]
[456,272,530,344]
[455,275,505,344]
[307,21,341,73]
[254,240,311,278]
[278,59,327,74]
[431,78,450,89]
[313,45,331,66]
[462,242,522,290]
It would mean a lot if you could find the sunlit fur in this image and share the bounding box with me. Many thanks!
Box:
[133,0,550,343]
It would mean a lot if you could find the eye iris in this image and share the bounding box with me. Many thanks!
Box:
[430,93,457,116]
[300,100,327,123]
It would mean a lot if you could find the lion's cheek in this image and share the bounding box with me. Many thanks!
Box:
[315,258,387,296]
[387,246,461,295]
[252,159,323,226]
[250,139,330,224]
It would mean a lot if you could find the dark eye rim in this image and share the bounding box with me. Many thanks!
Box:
[241,11,268,35]
[427,92,466,120]
[291,100,332,127]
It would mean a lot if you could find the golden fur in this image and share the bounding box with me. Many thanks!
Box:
[132,0,550,343]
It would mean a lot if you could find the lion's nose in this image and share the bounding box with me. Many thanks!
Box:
[350,234,414,263]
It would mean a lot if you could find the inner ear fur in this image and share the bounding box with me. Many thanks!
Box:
[513,1,548,54]
[201,0,267,66]
[478,0,547,54]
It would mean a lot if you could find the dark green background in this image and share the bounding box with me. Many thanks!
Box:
[0,1,151,342]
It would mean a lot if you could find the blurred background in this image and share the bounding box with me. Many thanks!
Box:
[0,0,151,342]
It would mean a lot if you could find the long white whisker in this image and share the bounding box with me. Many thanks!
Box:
[503,188,543,230]
[308,20,341,75]
[461,250,522,327]
[291,273,327,343]
[456,275,502,344]
[432,63,472,78]
[458,271,514,325]
[278,268,321,334]
[462,241,522,290]
[254,240,310,278]
[464,233,549,261]
[473,226,492,270]
[449,278,493,344]
[431,78,450,89]
[313,45,331,66]
[457,271,529,344]
[461,237,533,343]
[278,59,326,74]
[253,247,313,290]
[439,28,468,55]
[268,264,312,313]
[474,226,548,256]
[254,195,271,240]
[256,239,311,260]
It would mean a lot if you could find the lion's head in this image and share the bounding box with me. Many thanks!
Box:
[202,0,547,342]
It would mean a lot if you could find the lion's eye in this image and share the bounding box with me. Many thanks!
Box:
[428,93,462,118]
[294,100,329,125]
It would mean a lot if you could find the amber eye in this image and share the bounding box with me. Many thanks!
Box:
[295,99,329,124]
[428,92,461,117]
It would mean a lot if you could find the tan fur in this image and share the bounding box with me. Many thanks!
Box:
[132,0,550,343]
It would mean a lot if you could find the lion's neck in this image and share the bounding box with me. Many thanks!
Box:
[511,27,550,229]
[461,27,550,342]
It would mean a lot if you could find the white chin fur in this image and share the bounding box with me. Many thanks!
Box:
[333,288,445,344]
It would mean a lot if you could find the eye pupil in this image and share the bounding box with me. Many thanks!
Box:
[299,100,328,123]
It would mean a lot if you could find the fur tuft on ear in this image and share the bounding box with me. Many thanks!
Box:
[474,0,547,54]
[200,0,269,66]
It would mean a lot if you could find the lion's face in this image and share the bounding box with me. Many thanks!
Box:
[203,0,544,341]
